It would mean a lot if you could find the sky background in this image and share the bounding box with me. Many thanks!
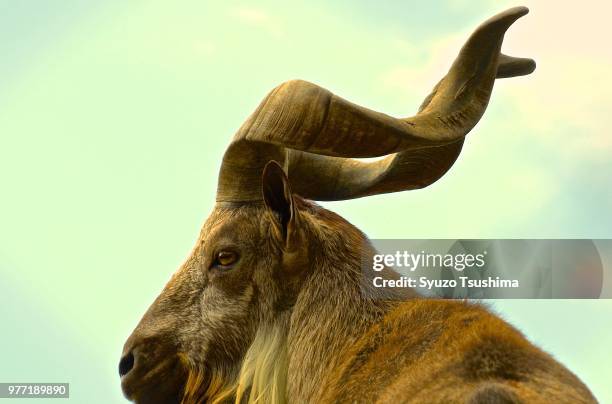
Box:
[1,0,611,402]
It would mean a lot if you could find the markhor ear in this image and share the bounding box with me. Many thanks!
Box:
[262,161,301,251]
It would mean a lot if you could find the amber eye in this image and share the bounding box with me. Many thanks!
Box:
[214,251,238,268]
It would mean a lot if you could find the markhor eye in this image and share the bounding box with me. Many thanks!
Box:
[215,251,238,267]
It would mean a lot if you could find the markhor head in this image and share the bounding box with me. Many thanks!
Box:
[119,7,539,404]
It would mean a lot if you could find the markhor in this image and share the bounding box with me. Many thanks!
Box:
[459,276,519,288]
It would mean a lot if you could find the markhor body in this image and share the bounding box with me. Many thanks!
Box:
[119,7,597,404]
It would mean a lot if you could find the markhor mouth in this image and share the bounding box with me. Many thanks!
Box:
[121,356,185,403]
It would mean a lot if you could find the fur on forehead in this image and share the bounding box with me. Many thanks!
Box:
[207,197,361,238]
[209,196,365,236]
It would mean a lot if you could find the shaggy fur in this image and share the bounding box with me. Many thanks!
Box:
[179,318,288,404]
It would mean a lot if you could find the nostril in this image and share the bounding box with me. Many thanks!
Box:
[119,351,135,377]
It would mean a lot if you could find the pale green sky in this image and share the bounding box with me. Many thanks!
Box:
[1,1,611,402]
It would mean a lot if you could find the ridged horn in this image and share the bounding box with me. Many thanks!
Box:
[216,7,535,202]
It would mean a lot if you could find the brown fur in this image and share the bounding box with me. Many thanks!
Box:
[121,188,597,403]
